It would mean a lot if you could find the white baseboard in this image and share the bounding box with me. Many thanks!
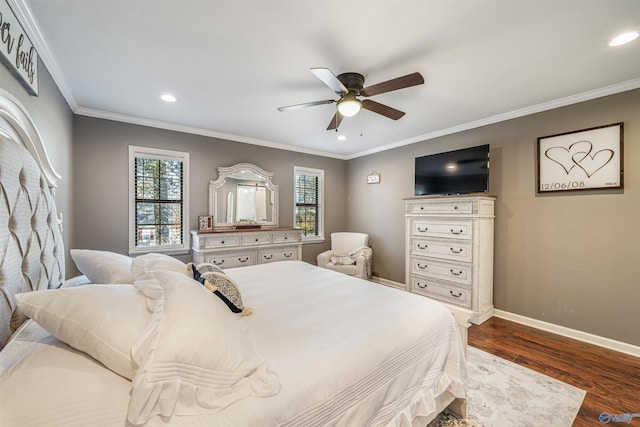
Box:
[371,277,640,358]
[494,309,640,358]
[371,276,406,290]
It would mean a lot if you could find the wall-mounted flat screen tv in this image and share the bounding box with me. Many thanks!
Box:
[415,144,490,196]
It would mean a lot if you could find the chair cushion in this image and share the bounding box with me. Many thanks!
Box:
[323,263,357,276]
[330,232,369,255]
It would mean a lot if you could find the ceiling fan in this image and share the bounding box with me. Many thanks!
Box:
[277,68,424,130]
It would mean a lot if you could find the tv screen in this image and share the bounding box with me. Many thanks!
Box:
[415,144,489,196]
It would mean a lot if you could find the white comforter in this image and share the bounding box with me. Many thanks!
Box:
[0,261,466,426]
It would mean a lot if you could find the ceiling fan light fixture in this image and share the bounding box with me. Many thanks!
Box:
[278,68,423,130]
[337,97,361,117]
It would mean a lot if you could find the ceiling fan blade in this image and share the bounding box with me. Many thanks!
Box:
[326,112,344,130]
[277,99,336,112]
[361,99,405,120]
[360,72,424,97]
[311,68,348,94]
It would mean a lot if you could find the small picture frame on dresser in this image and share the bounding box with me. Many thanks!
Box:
[198,215,213,232]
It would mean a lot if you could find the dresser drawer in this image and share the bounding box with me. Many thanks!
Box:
[410,276,472,308]
[411,219,472,240]
[259,246,299,263]
[272,231,301,244]
[408,200,473,215]
[203,251,255,268]
[411,238,472,262]
[203,235,241,249]
[242,233,271,246]
[410,257,472,285]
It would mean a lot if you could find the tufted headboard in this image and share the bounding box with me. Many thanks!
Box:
[0,90,65,349]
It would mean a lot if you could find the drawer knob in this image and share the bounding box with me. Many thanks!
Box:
[417,263,428,269]
[420,206,424,210]
[450,290,462,298]
[264,254,273,260]
[284,236,288,240]
[221,240,225,244]
[450,229,463,235]
[450,248,463,254]
[284,252,292,258]
[255,238,259,242]
[417,282,428,289]
[214,260,224,265]
[239,257,249,263]
[454,206,458,210]
[450,269,463,276]
[417,244,428,250]
[417,227,428,232]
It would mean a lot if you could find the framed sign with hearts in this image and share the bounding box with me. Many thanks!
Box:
[537,123,623,193]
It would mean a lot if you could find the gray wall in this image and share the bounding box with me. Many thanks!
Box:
[1,63,75,275]
[348,89,640,346]
[72,116,347,268]
[19,64,637,348]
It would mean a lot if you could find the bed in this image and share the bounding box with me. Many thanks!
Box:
[0,90,467,426]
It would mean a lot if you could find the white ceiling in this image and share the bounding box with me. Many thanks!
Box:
[14,0,640,159]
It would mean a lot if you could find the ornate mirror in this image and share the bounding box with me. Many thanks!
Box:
[209,163,278,228]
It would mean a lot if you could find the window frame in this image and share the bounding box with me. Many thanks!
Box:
[293,166,324,243]
[128,145,190,255]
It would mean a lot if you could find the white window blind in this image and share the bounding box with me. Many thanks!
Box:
[129,146,189,254]
[294,166,324,242]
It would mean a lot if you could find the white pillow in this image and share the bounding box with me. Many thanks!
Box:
[70,249,133,283]
[61,274,92,288]
[15,285,150,379]
[131,252,189,279]
[128,270,281,424]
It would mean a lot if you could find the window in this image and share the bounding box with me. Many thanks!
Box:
[129,146,189,255]
[294,166,324,242]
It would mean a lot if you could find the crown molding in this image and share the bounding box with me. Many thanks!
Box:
[75,106,349,160]
[78,77,640,162]
[7,0,640,161]
[347,77,640,159]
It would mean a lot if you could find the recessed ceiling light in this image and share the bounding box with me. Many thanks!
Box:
[160,93,176,103]
[609,31,639,47]
[337,135,347,141]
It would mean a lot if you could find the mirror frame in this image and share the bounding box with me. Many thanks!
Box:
[208,163,279,228]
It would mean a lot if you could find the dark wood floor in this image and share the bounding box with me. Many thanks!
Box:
[467,317,640,427]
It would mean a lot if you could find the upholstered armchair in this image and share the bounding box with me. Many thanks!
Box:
[317,232,372,280]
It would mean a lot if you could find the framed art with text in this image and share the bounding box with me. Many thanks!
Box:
[0,1,39,96]
[537,123,623,193]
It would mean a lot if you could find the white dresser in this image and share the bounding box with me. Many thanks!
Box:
[405,195,495,324]
[191,228,303,268]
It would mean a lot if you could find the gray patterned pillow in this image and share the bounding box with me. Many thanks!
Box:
[187,262,224,282]
[201,271,253,316]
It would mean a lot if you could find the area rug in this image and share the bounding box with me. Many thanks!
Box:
[428,346,586,427]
